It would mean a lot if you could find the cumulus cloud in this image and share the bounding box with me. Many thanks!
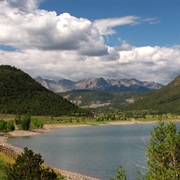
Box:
[4,0,41,12]
[0,1,108,55]
[1,45,180,84]
[0,0,179,85]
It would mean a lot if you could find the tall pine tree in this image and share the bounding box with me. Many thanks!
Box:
[145,122,180,179]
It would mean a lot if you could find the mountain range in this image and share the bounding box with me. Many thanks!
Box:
[0,65,179,115]
[35,76,163,93]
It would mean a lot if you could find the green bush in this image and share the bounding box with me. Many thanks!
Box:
[0,120,7,131]
[20,114,31,130]
[6,120,15,131]
[0,157,7,179]
[31,118,44,129]
[5,147,64,180]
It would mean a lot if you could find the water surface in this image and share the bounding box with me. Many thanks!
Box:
[8,122,180,179]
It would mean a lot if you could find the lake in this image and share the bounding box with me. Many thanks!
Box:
[7,122,180,180]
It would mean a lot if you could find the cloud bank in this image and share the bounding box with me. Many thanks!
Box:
[0,0,179,84]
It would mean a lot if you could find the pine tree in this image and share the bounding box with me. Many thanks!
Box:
[145,122,180,180]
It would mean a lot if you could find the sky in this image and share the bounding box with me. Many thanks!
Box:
[0,0,180,84]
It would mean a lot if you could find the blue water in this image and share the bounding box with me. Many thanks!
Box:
[7,122,180,180]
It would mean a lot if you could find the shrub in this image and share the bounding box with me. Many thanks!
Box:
[31,118,44,129]
[20,114,31,130]
[5,147,63,180]
[0,120,7,131]
[6,120,15,131]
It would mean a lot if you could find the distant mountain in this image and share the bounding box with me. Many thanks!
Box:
[0,65,87,116]
[125,74,180,114]
[36,76,75,92]
[59,90,141,109]
[35,77,163,93]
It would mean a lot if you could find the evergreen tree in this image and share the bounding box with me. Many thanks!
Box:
[111,122,180,180]
[145,122,180,180]
[5,147,62,180]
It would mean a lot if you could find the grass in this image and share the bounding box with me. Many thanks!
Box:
[0,113,179,127]
[0,153,15,180]
[0,152,15,164]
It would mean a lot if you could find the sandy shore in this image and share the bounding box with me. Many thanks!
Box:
[6,119,180,137]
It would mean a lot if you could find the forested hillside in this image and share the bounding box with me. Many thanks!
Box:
[126,74,180,114]
[0,65,86,116]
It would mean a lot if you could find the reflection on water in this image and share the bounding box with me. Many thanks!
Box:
[8,122,180,180]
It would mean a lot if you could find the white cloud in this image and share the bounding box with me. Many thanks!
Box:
[4,0,41,12]
[0,0,179,85]
[93,16,139,35]
[142,18,161,25]
[0,1,108,55]
[1,45,180,84]
[93,16,160,35]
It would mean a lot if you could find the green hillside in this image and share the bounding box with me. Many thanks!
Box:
[0,65,85,116]
[125,74,180,114]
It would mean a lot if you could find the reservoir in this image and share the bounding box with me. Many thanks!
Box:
[7,122,180,179]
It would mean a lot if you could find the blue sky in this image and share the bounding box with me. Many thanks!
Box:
[40,0,180,47]
[0,0,179,84]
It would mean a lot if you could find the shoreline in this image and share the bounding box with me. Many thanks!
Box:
[1,119,180,180]
[5,119,180,137]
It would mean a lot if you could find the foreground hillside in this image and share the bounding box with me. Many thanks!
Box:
[126,74,180,114]
[0,65,85,116]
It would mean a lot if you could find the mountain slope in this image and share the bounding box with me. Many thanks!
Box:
[125,74,180,114]
[35,77,163,92]
[59,90,141,109]
[0,65,84,116]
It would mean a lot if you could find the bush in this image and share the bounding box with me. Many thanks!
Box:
[0,157,7,179]
[6,120,15,131]
[5,147,63,180]
[20,114,31,130]
[31,118,44,129]
[0,120,7,131]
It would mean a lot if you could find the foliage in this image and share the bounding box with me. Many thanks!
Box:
[6,120,15,131]
[0,65,89,116]
[145,122,180,180]
[126,74,180,114]
[0,120,7,131]
[0,119,15,132]
[110,166,127,180]
[0,157,7,179]
[5,147,63,180]
[20,114,31,130]
[31,118,44,128]
[111,122,180,180]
